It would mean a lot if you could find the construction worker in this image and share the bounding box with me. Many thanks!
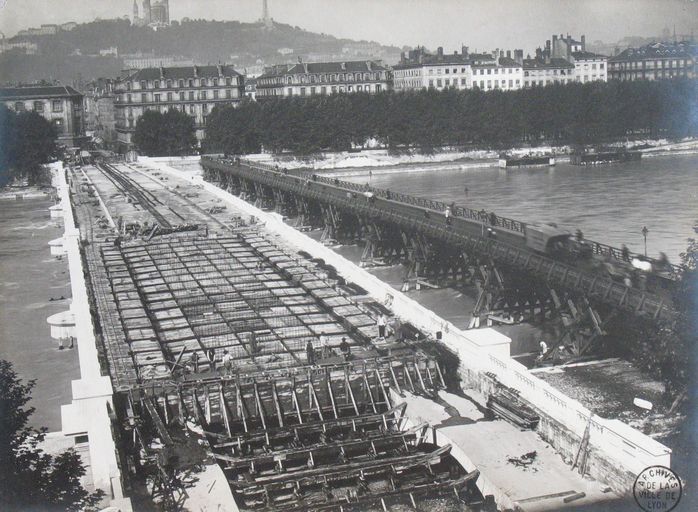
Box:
[319,332,330,359]
[306,339,316,365]
[222,350,233,376]
[377,313,387,339]
[339,337,351,361]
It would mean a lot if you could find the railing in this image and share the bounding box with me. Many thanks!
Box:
[205,157,682,277]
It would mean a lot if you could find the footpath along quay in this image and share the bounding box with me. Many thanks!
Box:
[50,157,671,511]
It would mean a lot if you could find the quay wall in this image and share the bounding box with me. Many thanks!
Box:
[140,157,670,496]
[53,164,131,510]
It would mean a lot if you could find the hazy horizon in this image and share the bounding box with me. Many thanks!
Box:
[0,0,697,54]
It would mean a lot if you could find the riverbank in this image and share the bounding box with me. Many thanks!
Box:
[239,138,698,176]
[0,190,80,431]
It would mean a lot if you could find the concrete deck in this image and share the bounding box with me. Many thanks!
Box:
[403,390,627,511]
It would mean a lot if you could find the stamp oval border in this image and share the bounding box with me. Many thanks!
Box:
[633,465,682,512]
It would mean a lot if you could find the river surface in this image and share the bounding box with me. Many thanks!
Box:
[345,154,698,262]
[0,194,79,431]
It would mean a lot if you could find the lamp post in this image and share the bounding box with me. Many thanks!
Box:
[642,226,648,257]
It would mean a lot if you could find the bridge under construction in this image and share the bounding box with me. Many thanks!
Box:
[52,157,673,512]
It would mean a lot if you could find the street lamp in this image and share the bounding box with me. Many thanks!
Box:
[641,226,648,257]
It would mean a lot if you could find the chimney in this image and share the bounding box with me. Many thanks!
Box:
[581,34,586,51]
[297,56,303,63]
[547,38,552,57]
[514,49,523,65]
[217,64,223,76]
[303,62,308,73]
[506,50,511,58]
[341,62,346,70]
[400,51,405,62]
[566,35,572,60]
[193,65,198,77]
[437,46,443,58]
[367,61,372,71]
[462,45,469,57]
[159,66,164,79]
[535,47,542,59]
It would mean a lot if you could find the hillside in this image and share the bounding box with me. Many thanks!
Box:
[1,18,403,85]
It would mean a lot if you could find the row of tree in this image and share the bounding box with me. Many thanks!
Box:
[204,78,698,155]
[133,109,197,157]
[0,105,58,186]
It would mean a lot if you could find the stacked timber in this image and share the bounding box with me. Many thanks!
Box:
[487,387,540,430]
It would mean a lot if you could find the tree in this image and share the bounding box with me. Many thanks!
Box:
[0,360,104,511]
[0,105,57,187]
[133,108,197,156]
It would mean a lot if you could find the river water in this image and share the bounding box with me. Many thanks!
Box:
[345,154,698,262]
[0,194,79,431]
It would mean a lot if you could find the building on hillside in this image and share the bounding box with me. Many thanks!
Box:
[256,59,390,99]
[0,39,38,54]
[61,22,78,31]
[133,0,170,27]
[0,85,87,147]
[392,46,524,92]
[608,41,696,81]
[122,53,194,70]
[114,64,245,151]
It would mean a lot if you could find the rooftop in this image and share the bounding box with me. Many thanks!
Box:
[125,64,242,82]
[523,58,575,69]
[0,85,83,100]
[610,41,697,61]
[261,60,387,78]
[571,51,607,60]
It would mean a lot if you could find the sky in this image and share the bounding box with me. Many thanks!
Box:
[0,0,697,53]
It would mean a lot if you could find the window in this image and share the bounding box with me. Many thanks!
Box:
[436,79,442,87]
[167,92,173,101]
[288,88,293,96]
[179,92,185,101]
[226,89,231,99]
[52,100,62,112]
[321,86,327,94]
[189,91,194,100]
[154,94,161,103]
[126,82,131,90]
[600,63,605,70]
[33,101,43,112]
[444,79,450,86]
[213,78,218,86]
[140,80,146,89]
[166,80,172,88]
[300,87,306,96]
[201,78,207,86]
[213,90,219,99]
[509,80,513,87]
[200,91,207,100]
[178,80,184,88]
[428,79,434,87]
[375,84,382,92]
[127,93,132,103]
[14,101,25,111]
[188,79,194,87]
[226,77,231,86]
[53,118,63,128]
[445,68,449,74]
[461,78,466,85]
[154,81,159,89]
[487,69,491,75]
[141,93,147,103]
[356,85,362,92]
[202,104,208,113]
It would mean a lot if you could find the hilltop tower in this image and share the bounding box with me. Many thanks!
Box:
[262,0,273,29]
[133,0,139,21]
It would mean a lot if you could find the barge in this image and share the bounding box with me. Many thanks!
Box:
[570,148,642,166]
[498,153,556,168]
